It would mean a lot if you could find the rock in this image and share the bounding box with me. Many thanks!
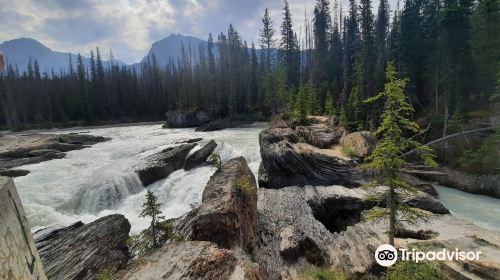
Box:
[195,119,232,132]
[193,157,258,250]
[165,110,211,128]
[57,134,109,145]
[0,169,29,177]
[258,127,359,188]
[34,215,130,280]
[256,185,452,279]
[329,115,340,126]
[134,143,196,186]
[339,131,377,157]
[28,148,60,157]
[417,167,500,199]
[0,133,109,173]
[184,140,217,170]
[115,241,262,280]
[176,138,203,144]
[401,173,438,196]
[295,125,346,148]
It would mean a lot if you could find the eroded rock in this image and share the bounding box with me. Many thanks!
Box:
[165,110,211,128]
[192,157,258,250]
[295,125,345,149]
[339,131,377,157]
[134,143,196,186]
[258,127,359,188]
[34,215,130,280]
[184,140,217,170]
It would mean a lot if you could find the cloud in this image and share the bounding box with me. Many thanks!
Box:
[0,0,396,63]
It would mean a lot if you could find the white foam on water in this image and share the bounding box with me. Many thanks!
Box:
[13,123,265,234]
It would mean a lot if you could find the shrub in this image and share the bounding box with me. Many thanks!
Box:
[340,146,359,158]
[387,261,443,280]
[208,153,222,171]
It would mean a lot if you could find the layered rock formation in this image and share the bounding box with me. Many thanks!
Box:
[134,143,195,186]
[295,125,345,149]
[34,215,130,280]
[0,133,109,177]
[258,127,359,188]
[164,110,211,128]
[184,140,217,170]
[193,157,258,249]
[255,185,449,279]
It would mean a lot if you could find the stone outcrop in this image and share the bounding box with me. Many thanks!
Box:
[295,125,346,149]
[0,133,109,177]
[256,184,458,279]
[1,177,47,280]
[417,167,500,199]
[192,157,258,249]
[184,140,217,170]
[115,241,262,280]
[195,119,232,132]
[134,143,196,186]
[34,214,130,280]
[258,127,359,188]
[339,131,377,157]
[164,110,211,128]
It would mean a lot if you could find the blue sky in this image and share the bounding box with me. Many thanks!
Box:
[0,0,396,64]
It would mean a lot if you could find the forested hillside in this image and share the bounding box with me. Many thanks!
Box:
[0,0,498,133]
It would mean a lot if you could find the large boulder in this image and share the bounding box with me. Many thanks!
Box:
[115,241,262,280]
[192,157,258,250]
[258,127,359,188]
[134,143,196,186]
[34,215,130,280]
[295,125,346,149]
[195,119,232,132]
[184,140,217,170]
[339,131,377,157]
[165,110,211,128]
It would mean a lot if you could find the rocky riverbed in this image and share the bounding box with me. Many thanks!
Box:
[3,120,500,279]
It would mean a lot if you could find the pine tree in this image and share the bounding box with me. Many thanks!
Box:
[325,93,336,116]
[313,0,332,95]
[374,0,389,92]
[280,0,300,86]
[140,190,165,248]
[362,62,437,245]
[294,84,308,124]
[259,8,276,71]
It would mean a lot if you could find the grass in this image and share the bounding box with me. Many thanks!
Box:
[387,261,443,280]
[96,267,116,280]
[235,175,254,200]
[340,145,359,158]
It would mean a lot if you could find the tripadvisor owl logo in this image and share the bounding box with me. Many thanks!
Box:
[375,244,398,267]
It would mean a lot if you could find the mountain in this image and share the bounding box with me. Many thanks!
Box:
[0,38,124,74]
[140,34,211,66]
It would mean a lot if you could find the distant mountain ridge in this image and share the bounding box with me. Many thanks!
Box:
[0,34,274,74]
[0,38,125,74]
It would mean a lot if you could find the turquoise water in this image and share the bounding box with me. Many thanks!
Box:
[435,185,500,232]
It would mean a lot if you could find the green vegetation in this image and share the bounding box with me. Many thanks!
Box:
[139,190,165,248]
[362,63,437,245]
[207,153,222,171]
[459,129,500,174]
[340,146,359,158]
[387,261,443,280]
[96,267,116,280]
[235,175,254,200]
[0,0,497,136]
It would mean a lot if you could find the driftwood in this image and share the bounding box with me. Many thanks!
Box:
[403,127,494,158]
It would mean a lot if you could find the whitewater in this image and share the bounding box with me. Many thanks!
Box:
[14,123,265,234]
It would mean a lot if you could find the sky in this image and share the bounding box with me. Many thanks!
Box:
[0,0,396,64]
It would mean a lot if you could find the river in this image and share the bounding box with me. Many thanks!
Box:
[12,123,500,235]
[435,185,500,232]
[14,123,265,234]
